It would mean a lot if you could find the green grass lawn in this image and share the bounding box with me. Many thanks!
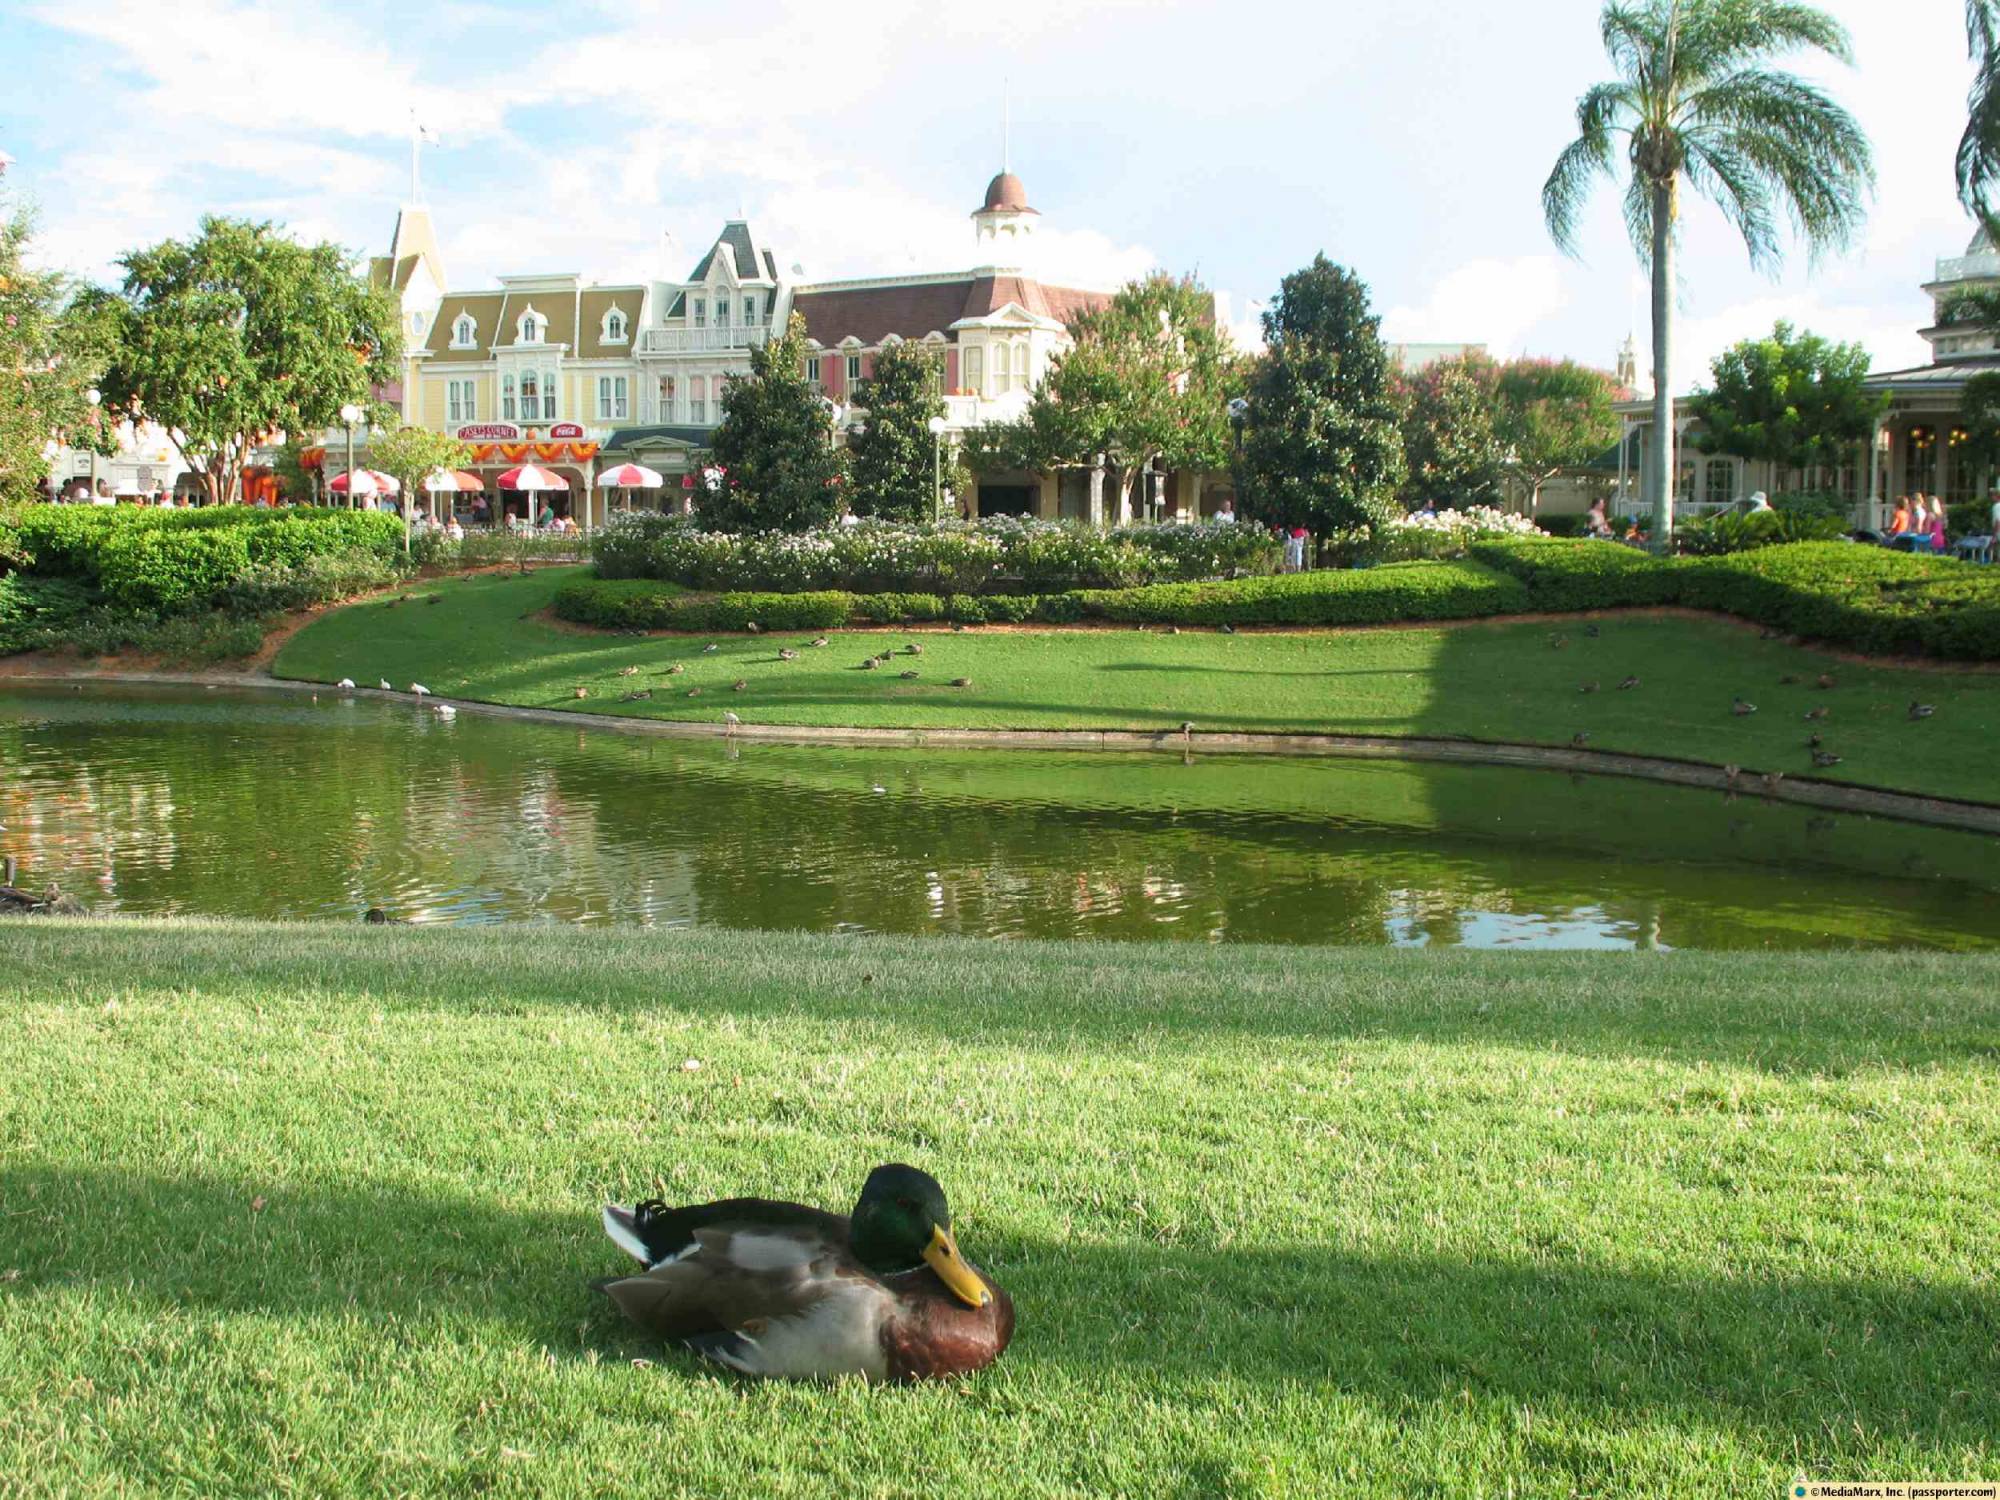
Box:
[271,568,2000,804]
[1,920,1996,1497]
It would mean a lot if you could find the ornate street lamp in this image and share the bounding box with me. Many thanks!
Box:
[339,403,364,509]
[929,415,948,522]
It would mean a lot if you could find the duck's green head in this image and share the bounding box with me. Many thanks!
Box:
[849,1163,991,1309]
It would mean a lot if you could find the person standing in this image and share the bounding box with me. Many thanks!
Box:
[1586,496,1612,537]
[1284,525,1308,573]
[1213,496,1237,524]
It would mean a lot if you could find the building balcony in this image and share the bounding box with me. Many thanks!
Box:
[637,323,772,354]
[1933,251,2000,283]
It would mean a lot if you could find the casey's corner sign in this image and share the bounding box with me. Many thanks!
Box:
[454,421,588,441]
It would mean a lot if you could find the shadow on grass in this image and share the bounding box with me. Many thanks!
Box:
[3,1162,1993,1454]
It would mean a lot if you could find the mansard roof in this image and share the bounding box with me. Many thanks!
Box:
[688,221,774,283]
[792,273,1112,345]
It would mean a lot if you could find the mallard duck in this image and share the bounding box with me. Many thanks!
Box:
[597,1164,1012,1383]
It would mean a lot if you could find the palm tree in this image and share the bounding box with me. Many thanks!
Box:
[1962,0,2000,230]
[1543,0,1872,550]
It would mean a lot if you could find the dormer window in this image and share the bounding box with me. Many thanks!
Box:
[603,308,628,344]
[518,309,546,345]
[451,313,477,349]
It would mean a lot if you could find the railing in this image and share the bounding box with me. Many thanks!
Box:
[637,323,772,354]
[1934,251,2000,283]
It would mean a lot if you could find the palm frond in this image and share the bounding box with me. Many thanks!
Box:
[1542,84,1633,255]
[1941,285,2000,331]
[1961,0,2000,228]
[1676,0,1853,77]
[1680,137,1779,267]
[1622,172,1659,266]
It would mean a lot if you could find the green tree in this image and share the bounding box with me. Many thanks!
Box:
[703,313,846,531]
[849,341,945,521]
[1543,0,1873,550]
[1398,352,1505,510]
[85,216,400,509]
[1495,358,1623,512]
[367,425,473,553]
[1233,255,1406,545]
[0,200,114,519]
[1685,321,1884,482]
[977,273,1240,524]
[1956,371,2000,481]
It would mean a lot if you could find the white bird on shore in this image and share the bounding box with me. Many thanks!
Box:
[722,711,741,733]
[410,683,432,697]
[336,678,355,690]
[378,679,392,691]
[432,703,456,720]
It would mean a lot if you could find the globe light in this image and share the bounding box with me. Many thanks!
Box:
[339,403,364,425]
[85,387,101,406]
[928,416,947,435]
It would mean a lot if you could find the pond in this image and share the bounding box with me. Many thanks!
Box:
[2,683,1997,950]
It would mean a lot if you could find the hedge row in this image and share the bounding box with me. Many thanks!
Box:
[12,506,407,612]
[1074,561,1529,625]
[1474,538,2000,659]
[553,579,1087,632]
[555,563,1528,633]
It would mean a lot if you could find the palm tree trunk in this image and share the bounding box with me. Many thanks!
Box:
[1649,178,1676,553]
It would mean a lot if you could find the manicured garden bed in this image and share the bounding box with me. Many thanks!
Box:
[2,920,1994,1497]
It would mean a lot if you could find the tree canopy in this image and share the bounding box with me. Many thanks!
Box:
[848,341,946,521]
[1685,321,1883,472]
[367,425,474,549]
[1233,255,1405,538]
[1494,359,1623,511]
[1398,352,1505,510]
[1963,0,2000,233]
[84,216,401,508]
[704,313,846,531]
[0,199,114,517]
[972,273,1239,522]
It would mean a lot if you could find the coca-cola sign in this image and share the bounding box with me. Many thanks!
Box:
[548,422,586,439]
[456,423,520,440]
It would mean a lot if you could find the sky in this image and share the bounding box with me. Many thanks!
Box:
[0,0,1984,392]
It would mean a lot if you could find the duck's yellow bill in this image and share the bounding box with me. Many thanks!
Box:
[923,1225,992,1309]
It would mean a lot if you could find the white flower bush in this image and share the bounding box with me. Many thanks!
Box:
[591,514,1279,593]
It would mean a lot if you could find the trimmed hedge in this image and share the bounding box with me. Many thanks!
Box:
[14,505,406,611]
[1467,538,1682,610]
[556,542,2000,659]
[1075,561,1530,626]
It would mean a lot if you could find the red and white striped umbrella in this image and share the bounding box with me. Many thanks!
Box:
[423,468,485,493]
[328,469,401,495]
[496,464,568,491]
[596,462,664,489]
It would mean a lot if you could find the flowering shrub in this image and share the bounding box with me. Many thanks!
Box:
[590,515,1278,594]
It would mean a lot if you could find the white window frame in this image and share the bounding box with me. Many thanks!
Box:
[964,345,984,395]
[743,295,757,327]
[451,313,477,349]
[1013,342,1029,388]
[603,308,628,344]
[502,371,517,421]
[541,368,559,421]
[597,376,629,421]
[846,353,863,386]
[659,376,677,422]
[693,297,706,328]
[518,310,545,345]
[690,376,707,425]
[446,378,476,424]
[715,297,730,328]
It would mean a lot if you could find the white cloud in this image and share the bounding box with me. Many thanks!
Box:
[1380,256,1571,358]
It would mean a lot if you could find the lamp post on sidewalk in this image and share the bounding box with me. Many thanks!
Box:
[928,415,948,522]
[339,403,363,509]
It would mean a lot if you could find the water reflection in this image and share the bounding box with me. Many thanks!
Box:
[1,683,1996,951]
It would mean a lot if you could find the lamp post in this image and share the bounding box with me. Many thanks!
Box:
[339,403,364,510]
[928,415,947,522]
[85,388,101,500]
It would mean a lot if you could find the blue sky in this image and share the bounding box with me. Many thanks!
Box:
[0,0,1982,388]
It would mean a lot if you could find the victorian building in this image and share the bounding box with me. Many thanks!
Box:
[363,166,1238,526]
[1616,225,2000,525]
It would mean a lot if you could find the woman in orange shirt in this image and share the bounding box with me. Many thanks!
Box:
[1888,496,1911,534]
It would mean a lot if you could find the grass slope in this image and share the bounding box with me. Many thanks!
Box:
[1,921,1997,1497]
[273,568,2000,804]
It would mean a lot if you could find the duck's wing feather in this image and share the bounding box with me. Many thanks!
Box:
[605,1197,848,1267]
[597,1224,895,1381]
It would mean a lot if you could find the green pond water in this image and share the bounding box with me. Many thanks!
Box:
[1,683,1996,950]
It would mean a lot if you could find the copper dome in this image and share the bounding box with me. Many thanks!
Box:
[979,171,1035,214]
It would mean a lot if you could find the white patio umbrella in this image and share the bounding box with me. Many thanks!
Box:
[596,462,664,524]
[422,468,482,522]
[497,463,568,527]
